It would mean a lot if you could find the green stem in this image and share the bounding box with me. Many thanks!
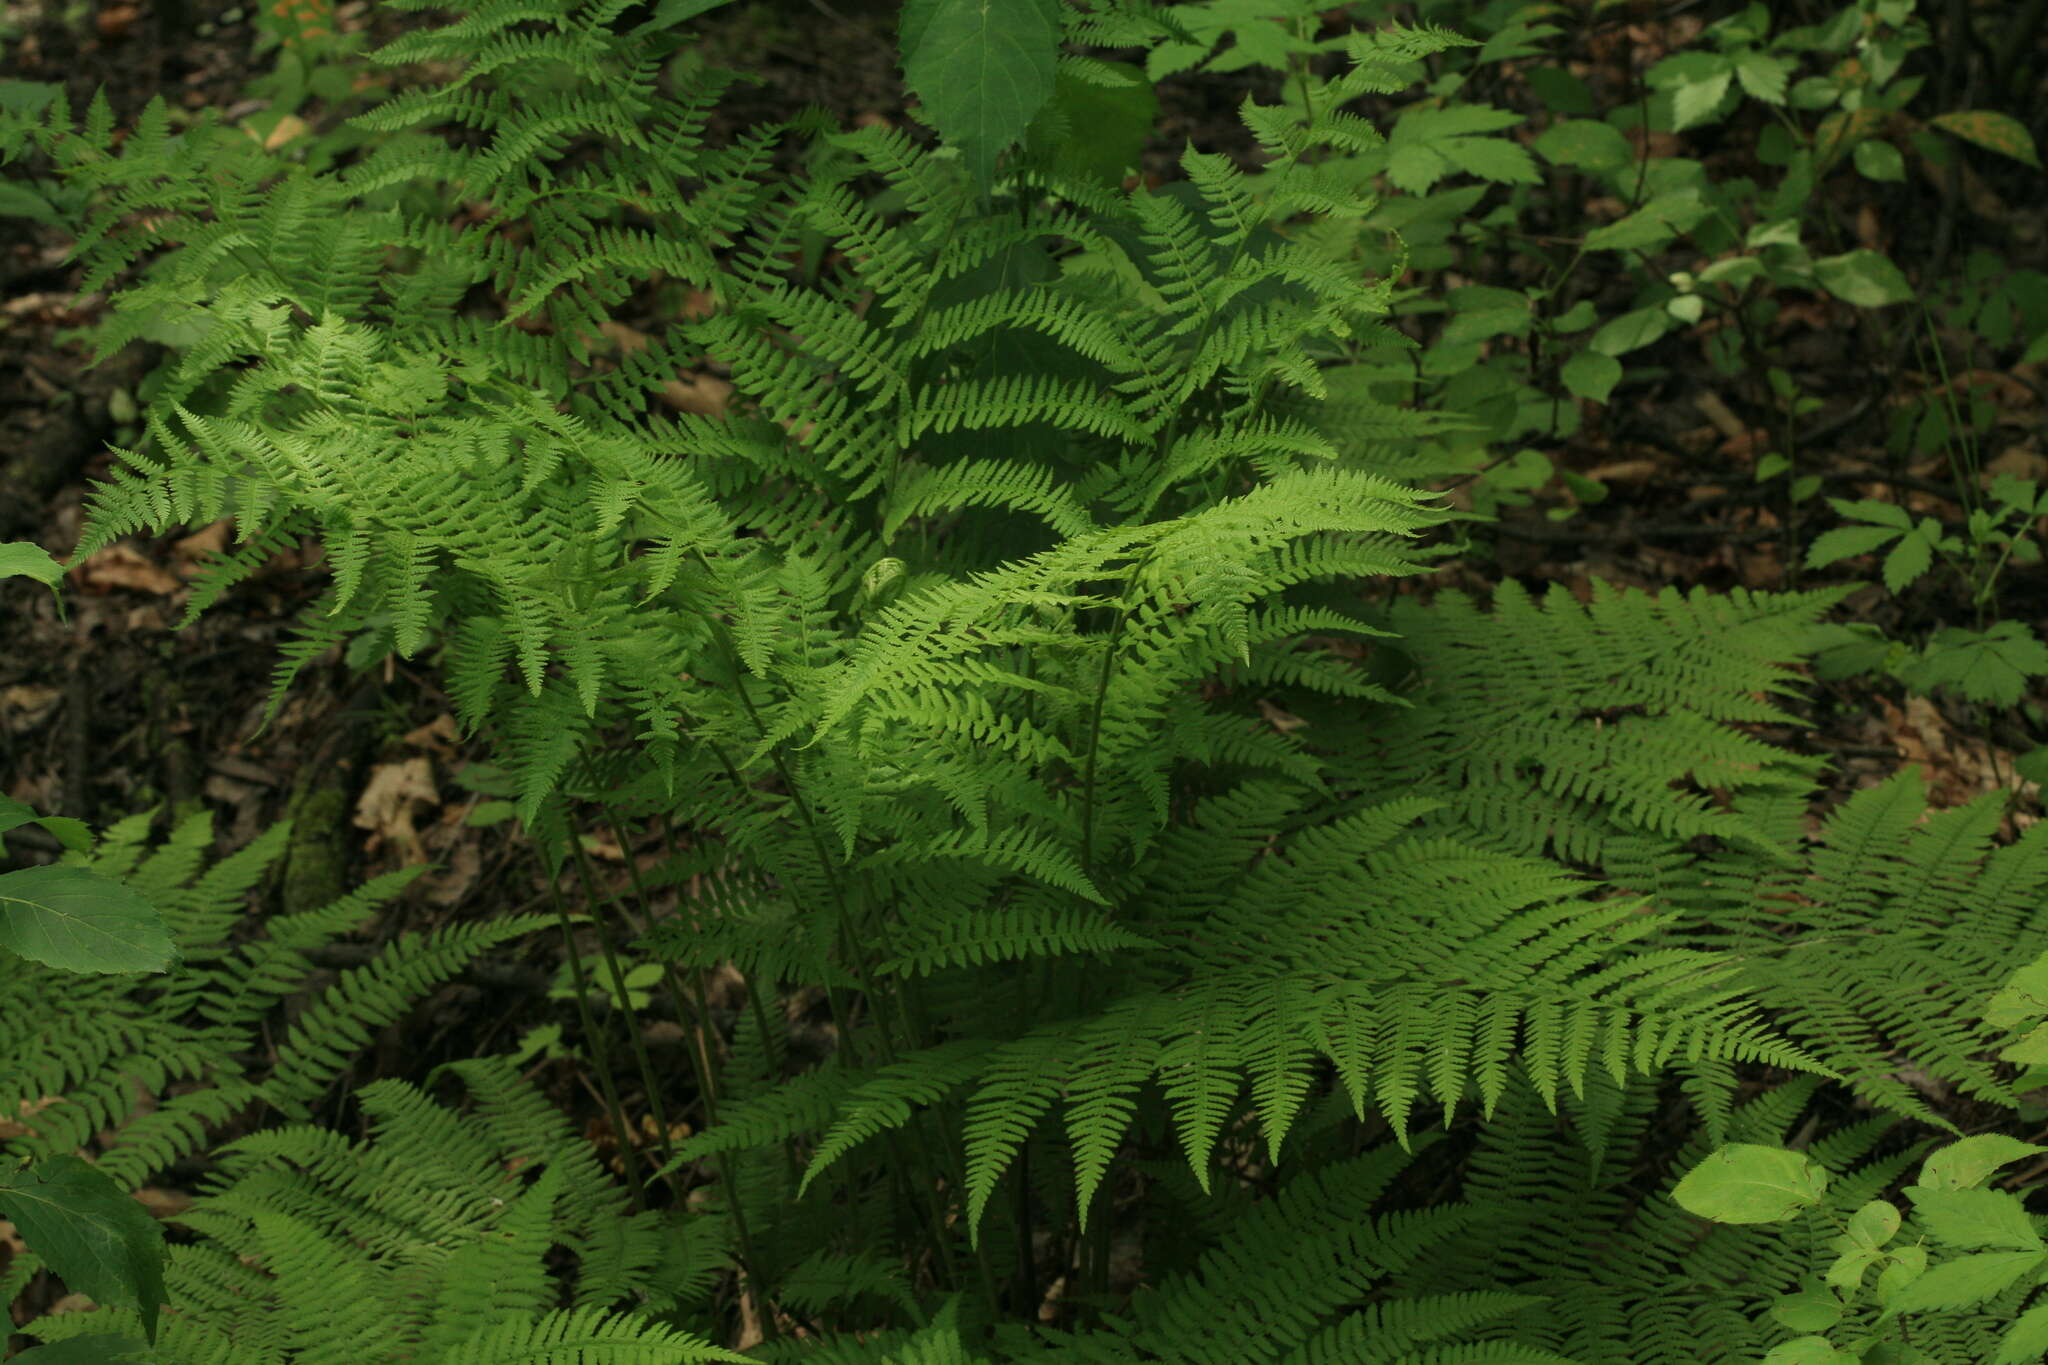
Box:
[547,875,646,1212]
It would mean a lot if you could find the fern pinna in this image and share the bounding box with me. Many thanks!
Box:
[8,0,2045,1360]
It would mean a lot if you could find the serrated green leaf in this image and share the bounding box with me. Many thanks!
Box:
[1534,118,1632,171]
[1995,1301,2048,1364]
[1436,136,1540,185]
[1901,622,2048,707]
[1672,70,1733,129]
[1882,525,1935,593]
[0,866,176,974]
[0,1157,168,1344]
[1386,142,1450,194]
[1810,523,1900,564]
[1735,51,1793,103]
[1885,1250,2046,1316]
[1827,495,1912,528]
[1907,1186,2045,1252]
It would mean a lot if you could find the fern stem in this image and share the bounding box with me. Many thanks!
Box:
[680,557,984,1295]
[546,875,648,1213]
[1078,546,1157,884]
[566,803,686,1193]
[619,797,787,1343]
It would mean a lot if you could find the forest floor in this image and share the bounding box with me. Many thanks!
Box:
[2,0,2045,1229]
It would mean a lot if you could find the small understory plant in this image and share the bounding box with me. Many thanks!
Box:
[3,1,2048,1361]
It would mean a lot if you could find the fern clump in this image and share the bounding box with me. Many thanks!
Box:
[7,0,2044,1360]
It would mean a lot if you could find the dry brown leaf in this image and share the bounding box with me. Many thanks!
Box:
[599,320,651,354]
[262,115,308,151]
[94,4,139,37]
[402,713,460,753]
[172,519,232,568]
[71,544,182,596]
[354,757,439,865]
[2,684,61,735]
[660,372,734,417]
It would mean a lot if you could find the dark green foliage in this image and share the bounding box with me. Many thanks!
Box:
[4,1,2045,1361]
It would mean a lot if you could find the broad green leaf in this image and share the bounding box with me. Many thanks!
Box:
[1907,1186,2045,1252]
[901,0,1062,197]
[1884,1250,2046,1316]
[0,865,177,974]
[1699,255,1764,288]
[1853,138,1906,181]
[1814,249,1914,308]
[1588,306,1673,357]
[1583,191,1706,252]
[1560,351,1622,403]
[1552,300,1597,331]
[1930,110,2042,168]
[1771,1284,1845,1332]
[1533,118,1632,171]
[2005,1023,2048,1066]
[1995,1301,2048,1364]
[0,1156,168,1344]
[1674,1143,1829,1224]
[1847,1199,1902,1249]
[0,541,65,590]
[1920,1134,2048,1192]
[1827,1244,1882,1290]
[1875,1244,1929,1305]
[1989,953,2048,1030]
